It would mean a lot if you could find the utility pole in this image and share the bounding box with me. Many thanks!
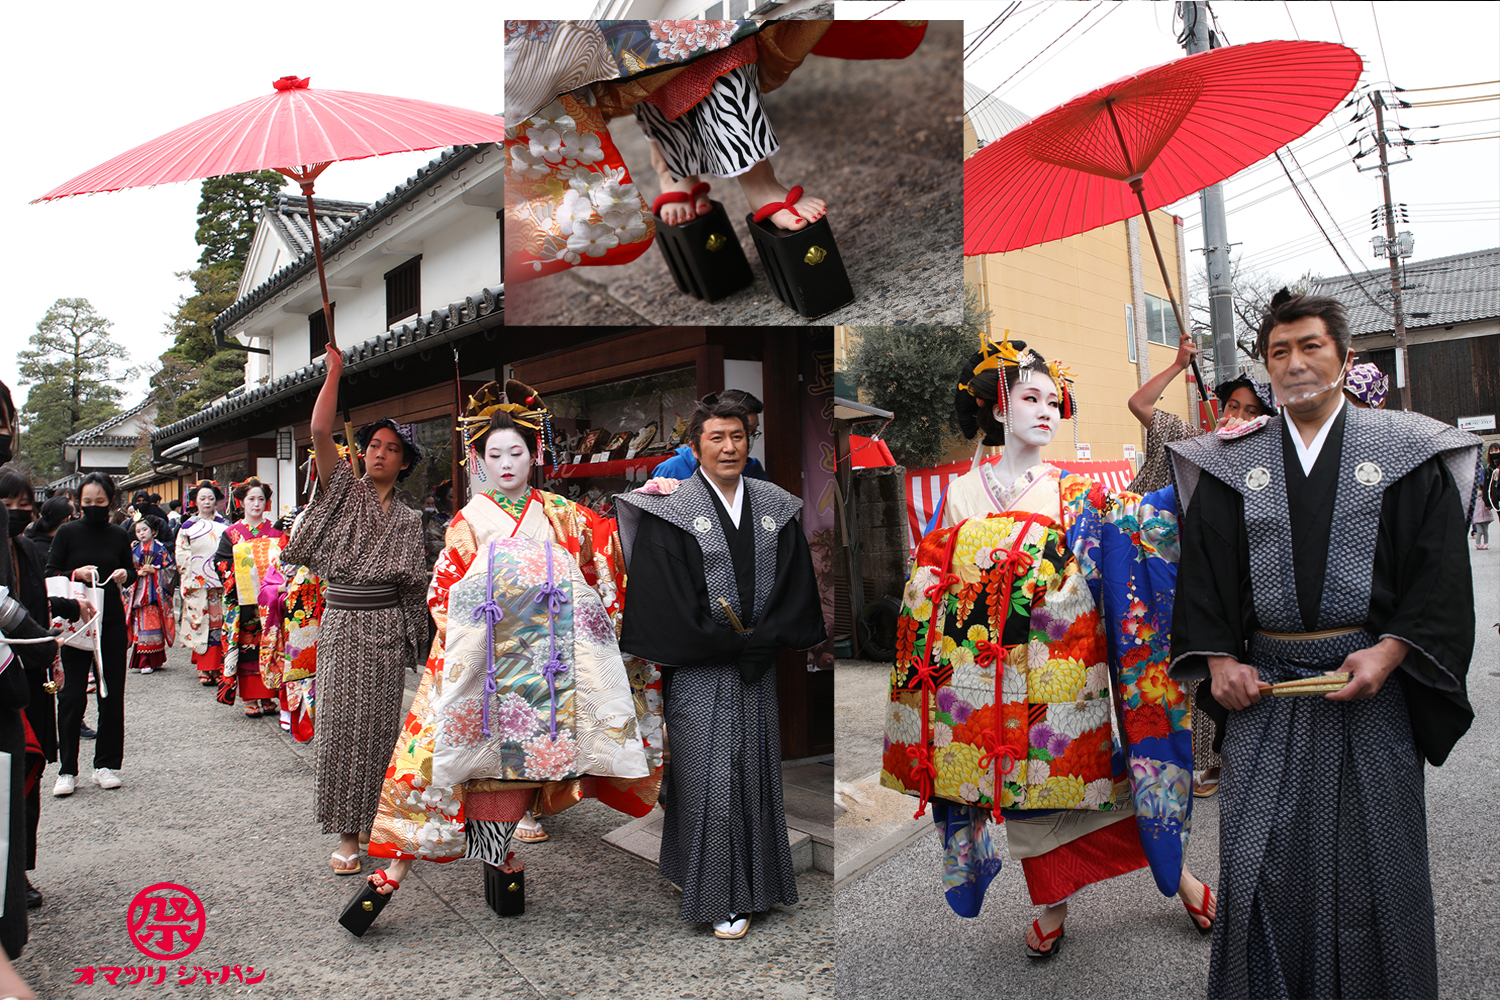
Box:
[1371,90,1412,411]
[1180,2,1236,388]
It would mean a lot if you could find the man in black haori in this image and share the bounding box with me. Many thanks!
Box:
[1167,290,1482,999]
[616,393,825,941]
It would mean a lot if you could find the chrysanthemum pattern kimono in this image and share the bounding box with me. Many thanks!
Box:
[880,468,1191,915]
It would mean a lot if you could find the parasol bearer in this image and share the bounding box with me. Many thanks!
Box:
[280,345,429,878]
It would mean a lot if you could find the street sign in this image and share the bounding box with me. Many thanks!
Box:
[1457,415,1496,432]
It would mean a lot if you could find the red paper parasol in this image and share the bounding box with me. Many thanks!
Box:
[965,40,1362,421]
[35,76,505,473]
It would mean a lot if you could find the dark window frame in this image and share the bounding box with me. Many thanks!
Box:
[385,255,422,327]
[308,302,335,360]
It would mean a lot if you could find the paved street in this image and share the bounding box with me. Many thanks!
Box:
[17,646,831,999]
[835,545,1500,1000]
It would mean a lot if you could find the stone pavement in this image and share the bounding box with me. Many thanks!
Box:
[834,547,1500,1000]
[504,20,963,328]
[17,645,831,999]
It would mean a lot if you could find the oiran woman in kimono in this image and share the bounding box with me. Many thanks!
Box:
[363,382,662,910]
[280,346,430,878]
[175,481,228,687]
[213,478,286,718]
[880,336,1214,958]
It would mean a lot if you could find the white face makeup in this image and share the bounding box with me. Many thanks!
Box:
[134,521,153,544]
[484,428,532,500]
[993,372,1061,449]
[196,488,218,518]
[243,489,268,521]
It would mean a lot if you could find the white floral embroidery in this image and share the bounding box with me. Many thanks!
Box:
[885,701,922,744]
[566,222,619,258]
[509,144,550,181]
[1047,698,1108,740]
[528,100,575,133]
[527,126,566,163]
[1027,760,1050,785]
[561,129,604,164]
[1082,777,1113,807]
[934,721,953,748]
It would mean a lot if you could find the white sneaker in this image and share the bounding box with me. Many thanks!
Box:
[52,774,76,797]
[712,913,750,940]
[92,768,122,790]
[139,666,154,675]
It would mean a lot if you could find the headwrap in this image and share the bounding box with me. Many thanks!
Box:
[355,418,423,481]
[1344,362,1390,409]
[1213,375,1277,414]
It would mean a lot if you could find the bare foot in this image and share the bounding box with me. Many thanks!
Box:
[649,142,710,226]
[1025,901,1067,953]
[1179,869,1217,930]
[370,859,413,896]
[737,159,827,232]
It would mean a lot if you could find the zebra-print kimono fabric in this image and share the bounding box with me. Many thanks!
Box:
[633,63,778,180]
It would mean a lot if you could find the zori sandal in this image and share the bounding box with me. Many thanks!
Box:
[745,186,854,319]
[1025,918,1065,959]
[329,851,361,876]
[651,181,753,303]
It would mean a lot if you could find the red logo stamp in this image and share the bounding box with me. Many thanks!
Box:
[126,883,206,960]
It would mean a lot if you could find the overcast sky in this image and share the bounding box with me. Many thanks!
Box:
[4,2,1495,409]
[932,0,1499,294]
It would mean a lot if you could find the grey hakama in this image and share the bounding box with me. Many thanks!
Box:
[1168,404,1481,999]
[617,472,826,923]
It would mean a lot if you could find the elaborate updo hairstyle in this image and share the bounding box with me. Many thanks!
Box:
[955,340,1065,447]
[191,479,224,502]
[482,409,532,460]
[234,476,271,505]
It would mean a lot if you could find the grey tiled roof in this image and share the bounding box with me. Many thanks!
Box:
[215,142,495,336]
[1311,247,1500,337]
[267,193,369,259]
[63,398,153,447]
[153,285,504,447]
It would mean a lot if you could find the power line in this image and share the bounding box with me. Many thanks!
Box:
[1273,150,1392,314]
[966,2,1052,76]
[995,1,1124,99]
[1328,1,1345,44]
[1398,79,1500,93]
[964,1,1102,114]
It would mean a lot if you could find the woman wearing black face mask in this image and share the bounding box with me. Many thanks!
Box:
[44,471,135,796]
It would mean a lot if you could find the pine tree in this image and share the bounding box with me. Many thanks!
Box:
[845,286,991,470]
[16,298,130,480]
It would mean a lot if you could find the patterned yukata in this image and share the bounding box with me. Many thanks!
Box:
[882,463,1192,914]
[1169,403,1481,999]
[616,471,826,923]
[279,463,428,835]
[368,488,662,867]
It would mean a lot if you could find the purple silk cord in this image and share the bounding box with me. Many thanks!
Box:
[472,541,506,738]
[534,540,571,741]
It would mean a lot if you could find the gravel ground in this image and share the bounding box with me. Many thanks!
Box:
[835,544,1500,1000]
[504,19,963,328]
[18,644,831,999]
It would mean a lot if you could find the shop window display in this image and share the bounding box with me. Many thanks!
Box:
[542,368,699,515]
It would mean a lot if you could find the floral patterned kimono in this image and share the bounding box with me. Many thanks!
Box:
[369,488,664,866]
[128,538,175,670]
[881,462,1190,915]
[176,516,228,682]
[215,520,286,704]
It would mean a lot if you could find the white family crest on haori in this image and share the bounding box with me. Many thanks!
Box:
[429,536,648,786]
